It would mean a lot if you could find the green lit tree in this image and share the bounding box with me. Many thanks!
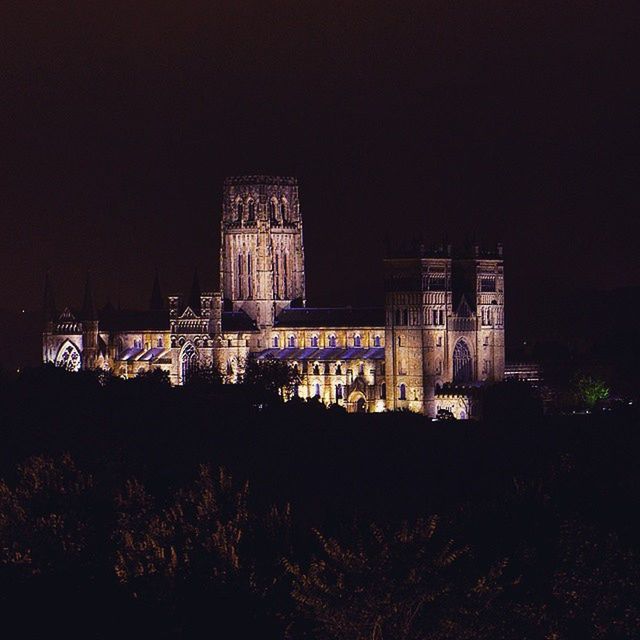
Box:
[574,375,609,408]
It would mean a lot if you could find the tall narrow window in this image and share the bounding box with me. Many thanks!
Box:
[310,335,319,348]
[236,201,243,222]
[336,384,343,400]
[247,254,253,299]
[237,254,244,298]
[403,309,408,325]
[374,335,381,347]
[274,254,280,299]
[328,334,337,348]
[314,383,321,397]
[399,384,406,400]
[247,200,255,221]
[354,334,361,347]
[288,335,296,348]
[283,253,288,299]
[280,200,287,222]
[380,382,386,399]
[395,309,401,325]
[273,336,279,348]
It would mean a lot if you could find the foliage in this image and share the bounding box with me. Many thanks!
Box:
[1,370,639,635]
[183,361,223,388]
[286,517,515,640]
[0,454,94,577]
[574,375,609,408]
[242,354,301,400]
[134,367,171,386]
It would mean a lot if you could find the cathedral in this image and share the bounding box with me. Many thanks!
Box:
[42,175,505,418]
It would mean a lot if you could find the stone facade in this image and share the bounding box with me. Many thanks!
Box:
[42,175,505,417]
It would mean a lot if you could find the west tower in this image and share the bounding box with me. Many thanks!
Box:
[219,176,306,329]
[384,243,505,417]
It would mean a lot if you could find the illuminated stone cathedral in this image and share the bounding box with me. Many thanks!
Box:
[43,175,505,418]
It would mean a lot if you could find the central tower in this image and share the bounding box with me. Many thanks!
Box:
[220,176,306,329]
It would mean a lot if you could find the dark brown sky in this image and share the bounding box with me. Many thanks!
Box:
[1,2,639,341]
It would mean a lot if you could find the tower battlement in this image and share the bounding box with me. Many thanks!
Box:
[223,175,297,186]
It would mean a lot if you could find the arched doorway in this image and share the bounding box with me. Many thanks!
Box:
[453,339,472,383]
[347,391,367,413]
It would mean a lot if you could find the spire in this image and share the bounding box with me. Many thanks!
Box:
[43,271,57,321]
[187,269,201,314]
[81,273,97,321]
[149,270,164,310]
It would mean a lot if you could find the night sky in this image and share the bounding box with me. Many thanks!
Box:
[2,2,639,359]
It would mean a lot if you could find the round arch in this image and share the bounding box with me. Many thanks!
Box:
[347,390,367,413]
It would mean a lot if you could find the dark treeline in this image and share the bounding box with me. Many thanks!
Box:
[0,366,639,639]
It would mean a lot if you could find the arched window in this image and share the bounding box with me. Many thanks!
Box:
[313,363,320,375]
[335,364,342,375]
[247,200,255,221]
[181,343,197,383]
[269,200,277,223]
[288,335,296,348]
[272,336,279,348]
[236,201,243,221]
[157,337,163,348]
[380,382,386,399]
[314,383,321,397]
[354,334,361,347]
[280,200,287,222]
[358,362,364,376]
[373,335,381,347]
[336,384,343,400]
[453,339,473,383]
[399,383,406,400]
[55,340,81,372]
[310,335,319,348]
[328,334,337,348]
